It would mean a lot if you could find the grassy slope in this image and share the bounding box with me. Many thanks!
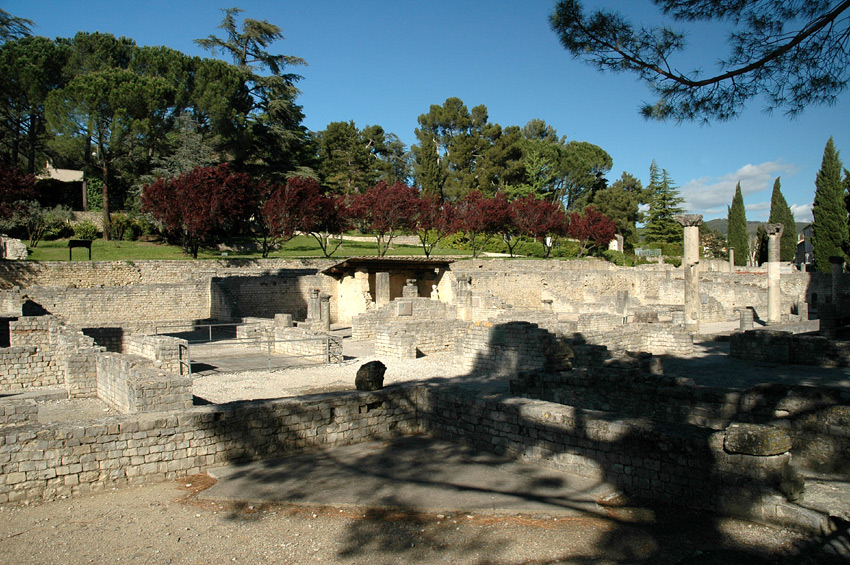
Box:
[24,235,469,262]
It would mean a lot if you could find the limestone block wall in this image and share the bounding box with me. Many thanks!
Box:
[582,323,694,356]
[375,320,466,360]
[511,369,850,473]
[124,335,188,374]
[213,273,335,322]
[272,326,339,362]
[353,298,458,340]
[730,330,850,367]
[0,398,38,426]
[13,283,212,326]
[420,386,798,521]
[459,321,561,376]
[0,387,420,503]
[0,346,60,391]
[96,353,193,414]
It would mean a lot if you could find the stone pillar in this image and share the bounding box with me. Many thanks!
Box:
[402,279,419,298]
[375,272,390,307]
[675,214,702,333]
[307,289,320,321]
[728,248,735,271]
[738,307,754,331]
[274,313,293,328]
[765,223,784,324]
[830,255,845,308]
[319,294,331,331]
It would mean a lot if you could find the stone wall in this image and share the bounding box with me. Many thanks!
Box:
[0,387,420,503]
[459,321,573,376]
[353,297,458,340]
[0,346,60,391]
[511,369,850,473]
[375,320,466,360]
[730,330,850,367]
[96,353,193,414]
[419,385,803,524]
[124,335,188,374]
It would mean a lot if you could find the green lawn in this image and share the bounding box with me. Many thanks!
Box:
[24,235,471,261]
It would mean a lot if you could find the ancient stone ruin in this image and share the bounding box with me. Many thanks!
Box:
[0,247,848,534]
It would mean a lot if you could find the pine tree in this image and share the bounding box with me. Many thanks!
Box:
[727,182,748,266]
[767,178,798,262]
[643,162,684,244]
[812,137,848,272]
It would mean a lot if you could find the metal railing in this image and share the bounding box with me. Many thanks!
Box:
[180,334,343,375]
[154,322,257,343]
[634,248,662,258]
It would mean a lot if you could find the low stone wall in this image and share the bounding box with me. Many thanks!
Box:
[375,320,465,360]
[0,387,419,503]
[0,346,61,391]
[273,326,341,363]
[96,353,193,414]
[511,369,850,473]
[420,385,803,524]
[730,330,850,367]
[583,323,694,356]
[353,298,458,341]
[459,321,573,376]
[124,334,187,374]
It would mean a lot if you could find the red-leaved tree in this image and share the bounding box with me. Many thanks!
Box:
[411,194,455,258]
[454,190,511,258]
[349,181,420,256]
[0,161,36,222]
[568,205,617,258]
[512,195,569,258]
[141,164,259,258]
[263,177,349,258]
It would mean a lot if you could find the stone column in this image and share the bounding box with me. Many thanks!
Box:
[738,307,754,331]
[675,214,702,333]
[375,272,390,307]
[728,248,735,271]
[319,294,331,331]
[765,223,784,324]
[307,289,320,321]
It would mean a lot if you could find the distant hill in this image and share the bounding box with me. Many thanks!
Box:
[704,218,807,237]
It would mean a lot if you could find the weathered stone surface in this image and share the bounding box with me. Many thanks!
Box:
[355,360,386,391]
[724,423,792,456]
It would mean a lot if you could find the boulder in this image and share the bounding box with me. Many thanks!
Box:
[356,360,386,391]
[724,423,792,456]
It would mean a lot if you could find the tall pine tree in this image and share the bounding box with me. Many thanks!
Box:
[643,161,683,244]
[767,178,798,262]
[812,137,848,272]
[727,182,748,266]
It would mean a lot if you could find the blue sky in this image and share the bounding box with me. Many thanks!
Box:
[6,0,849,223]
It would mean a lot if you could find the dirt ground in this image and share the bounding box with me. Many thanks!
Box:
[0,474,841,564]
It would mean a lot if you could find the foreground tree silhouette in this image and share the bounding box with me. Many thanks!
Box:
[550,0,850,121]
[141,164,258,258]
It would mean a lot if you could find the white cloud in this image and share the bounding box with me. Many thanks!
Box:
[790,203,813,223]
[678,161,795,218]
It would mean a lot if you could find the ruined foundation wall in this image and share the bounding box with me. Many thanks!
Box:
[0,388,420,504]
[449,260,810,321]
[730,330,850,367]
[96,353,193,414]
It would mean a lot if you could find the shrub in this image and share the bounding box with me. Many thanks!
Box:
[602,249,637,266]
[664,256,682,267]
[73,220,100,240]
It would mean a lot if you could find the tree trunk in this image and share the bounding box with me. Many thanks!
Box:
[100,158,110,241]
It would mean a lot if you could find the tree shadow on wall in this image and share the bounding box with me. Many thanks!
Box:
[197,321,849,563]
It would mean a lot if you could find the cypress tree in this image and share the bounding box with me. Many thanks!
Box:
[767,178,798,262]
[727,182,748,266]
[812,137,848,272]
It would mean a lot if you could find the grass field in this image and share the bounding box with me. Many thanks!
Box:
[23,235,471,262]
